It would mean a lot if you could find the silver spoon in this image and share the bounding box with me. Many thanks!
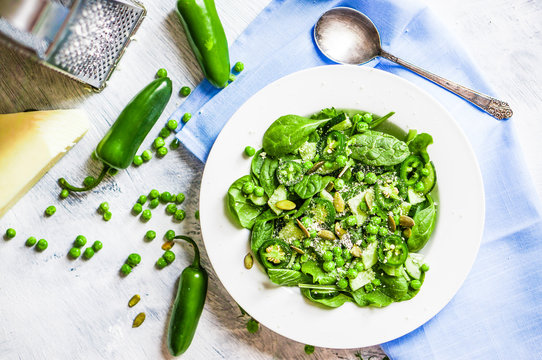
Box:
[314,7,513,120]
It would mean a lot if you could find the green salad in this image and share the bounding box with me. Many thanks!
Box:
[227,108,437,308]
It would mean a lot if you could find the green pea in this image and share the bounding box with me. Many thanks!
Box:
[370,216,382,225]
[355,171,365,182]
[228,73,236,82]
[149,199,159,209]
[323,261,336,272]
[410,279,422,290]
[170,138,181,150]
[337,278,348,289]
[156,68,167,78]
[309,230,317,239]
[141,209,152,221]
[157,146,168,157]
[74,235,87,247]
[165,230,176,241]
[135,195,146,205]
[145,230,156,241]
[167,119,178,131]
[364,283,374,292]
[160,192,172,203]
[303,239,312,248]
[179,86,191,97]
[174,209,186,221]
[367,235,377,243]
[365,224,378,235]
[99,202,110,213]
[120,264,132,275]
[300,254,309,263]
[335,256,345,267]
[149,189,160,199]
[304,345,315,355]
[142,150,153,162]
[335,155,347,167]
[5,228,16,238]
[347,268,358,279]
[26,236,37,247]
[346,216,357,227]
[313,154,320,162]
[303,161,313,170]
[362,113,373,123]
[176,193,186,204]
[166,203,177,215]
[378,226,388,237]
[342,248,352,260]
[233,61,244,73]
[182,113,191,123]
[322,251,333,261]
[324,161,334,169]
[414,181,425,192]
[69,247,81,259]
[126,253,141,267]
[334,179,345,191]
[103,211,112,221]
[83,176,95,187]
[159,127,171,138]
[60,189,70,199]
[83,247,95,259]
[242,182,254,195]
[92,241,103,251]
[243,146,256,157]
[421,263,430,272]
[301,217,312,229]
[331,246,341,256]
[364,172,377,184]
[253,187,264,197]
[36,239,48,251]
[154,137,165,149]
[132,155,143,166]
[132,203,143,215]
[163,250,175,264]
[352,114,362,123]
[355,262,365,272]
[421,167,430,176]
[156,257,168,269]
[195,210,200,220]
[246,318,259,334]
[292,262,301,271]
[371,278,381,287]
[356,122,369,132]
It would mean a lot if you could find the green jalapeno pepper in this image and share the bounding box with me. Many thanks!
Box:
[276,160,304,186]
[374,183,401,211]
[59,77,172,192]
[168,235,208,356]
[378,235,408,267]
[258,239,292,269]
[400,155,423,186]
[319,130,345,161]
[177,0,230,88]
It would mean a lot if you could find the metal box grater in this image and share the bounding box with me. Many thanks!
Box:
[0,0,146,90]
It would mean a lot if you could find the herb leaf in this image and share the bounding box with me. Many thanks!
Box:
[227,175,263,229]
[349,130,410,166]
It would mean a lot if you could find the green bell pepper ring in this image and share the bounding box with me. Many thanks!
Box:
[167,235,208,356]
[177,0,230,88]
[59,77,172,192]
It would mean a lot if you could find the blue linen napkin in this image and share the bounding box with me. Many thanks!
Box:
[171,0,542,358]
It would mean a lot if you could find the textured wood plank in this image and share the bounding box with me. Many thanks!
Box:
[1,0,541,359]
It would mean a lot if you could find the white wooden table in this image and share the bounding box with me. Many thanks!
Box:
[1,0,541,359]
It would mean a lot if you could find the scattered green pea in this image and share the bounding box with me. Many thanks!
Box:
[356,121,369,133]
[163,250,175,264]
[83,176,95,187]
[334,179,345,190]
[83,247,95,259]
[362,113,373,123]
[166,203,177,215]
[167,119,178,131]
[364,283,374,292]
[98,202,110,213]
[170,138,181,150]
[364,172,377,184]
[421,167,430,176]
[244,146,255,156]
[253,187,264,197]
[355,262,365,272]
[149,199,159,209]
[36,239,48,251]
[69,247,81,259]
[126,253,141,267]
[92,241,103,251]
[335,256,345,267]
[149,189,160,199]
[156,68,167,78]
[346,215,357,227]
[246,318,259,334]
[347,268,358,279]
[335,155,347,167]
[292,262,301,271]
[337,278,348,289]
[160,192,172,203]
[159,127,171,138]
[372,278,381,287]
[323,261,336,272]
[410,279,422,290]
[176,193,186,204]
[145,230,156,241]
[132,203,143,215]
[195,210,200,220]
[154,137,165,149]
[120,264,132,275]
[25,236,37,247]
[414,181,425,192]
[103,211,112,221]
[5,228,16,239]
[421,263,430,272]
[60,189,70,199]
[156,257,167,269]
[137,195,147,205]
[228,73,236,82]
[74,235,87,247]
[304,345,315,355]
[174,209,186,221]
[179,86,191,97]
[233,61,244,73]
[157,146,168,157]
[133,155,143,166]
[242,182,254,195]
[142,150,152,162]
[141,209,152,221]
[182,113,191,123]
[165,230,176,241]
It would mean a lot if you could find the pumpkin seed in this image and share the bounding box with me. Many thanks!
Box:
[365,191,374,210]
[307,161,325,174]
[335,222,347,238]
[244,253,253,269]
[333,192,345,213]
[295,219,310,238]
[132,312,146,328]
[161,241,174,251]
[350,245,362,257]
[291,246,305,255]
[318,230,336,240]
[388,214,396,232]
[399,215,415,227]
[403,228,412,238]
[128,294,140,308]
[275,200,296,210]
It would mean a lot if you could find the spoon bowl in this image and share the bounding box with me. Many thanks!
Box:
[313,7,513,120]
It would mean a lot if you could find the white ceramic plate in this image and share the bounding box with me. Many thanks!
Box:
[200,65,484,348]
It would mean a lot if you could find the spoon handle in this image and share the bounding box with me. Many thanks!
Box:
[380,50,513,120]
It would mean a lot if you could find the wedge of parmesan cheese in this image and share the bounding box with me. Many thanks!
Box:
[0,109,89,218]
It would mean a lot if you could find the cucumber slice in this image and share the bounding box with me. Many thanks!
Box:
[347,190,368,225]
[309,198,336,226]
[249,193,269,206]
[380,264,405,277]
[268,185,288,215]
[319,189,334,202]
[298,141,317,162]
[278,220,306,243]
[421,161,436,194]
[404,253,424,279]
[408,188,425,205]
[349,268,375,291]
[361,241,378,269]
[330,117,352,131]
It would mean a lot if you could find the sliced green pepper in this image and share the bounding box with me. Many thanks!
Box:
[59,77,172,192]
[258,239,292,269]
[319,130,345,161]
[177,0,230,88]
[276,160,304,186]
[374,183,400,211]
[400,155,423,186]
[378,235,408,267]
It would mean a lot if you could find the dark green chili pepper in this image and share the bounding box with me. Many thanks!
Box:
[167,235,208,356]
[319,130,346,161]
[176,0,230,88]
[59,77,172,192]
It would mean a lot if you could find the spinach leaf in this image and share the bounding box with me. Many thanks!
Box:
[227,175,264,229]
[250,215,275,256]
[310,107,338,120]
[377,272,409,301]
[293,198,312,218]
[262,115,331,157]
[268,269,312,286]
[259,157,279,197]
[300,288,352,308]
[301,260,336,285]
[349,130,410,166]
[408,133,433,163]
[251,149,265,180]
[293,174,331,199]
[351,288,394,308]
[407,194,437,251]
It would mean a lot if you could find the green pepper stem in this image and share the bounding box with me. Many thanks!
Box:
[173,235,201,268]
[58,164,111,192]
